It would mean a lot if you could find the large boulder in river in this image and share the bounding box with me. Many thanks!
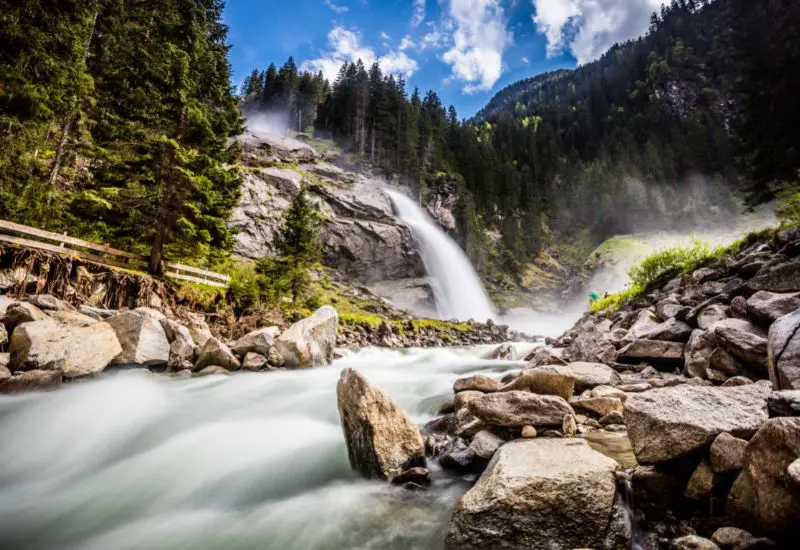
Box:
[0,302,49,334]
[336,368,425,480]
[106,310,170,366]
[501,370,575,401]
[444,438,622,550]
[624,382,771,464]
[562,322,617,364]
[535,362,621,393]
[767,309,800,390]
[0,369,61,393]
[467,390,574,428]
[194,337,240,371]
[728,417,800,540]
[276,305,338,367]
[9,320,122,377]
[232,326,280,357]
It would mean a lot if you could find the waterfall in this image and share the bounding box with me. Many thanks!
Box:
[385,189,495,323]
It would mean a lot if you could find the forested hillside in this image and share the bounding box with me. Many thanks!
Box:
[0,0,242,272]
[242,0,800,278]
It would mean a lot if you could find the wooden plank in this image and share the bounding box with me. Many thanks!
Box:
[164,261,231,282]
[0,234,139,271]
[165,271,227,288]
[0,219,146,261]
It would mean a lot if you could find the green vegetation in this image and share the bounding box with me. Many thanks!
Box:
[777,184,800,228]
[628,239,720,290]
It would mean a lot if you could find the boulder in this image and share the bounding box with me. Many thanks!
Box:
[500,370,575,401]
[767,310,800,390]
[709,347,748,377]
[467,391,574,428]
[723,376,753,387]
[0,365,9,379]
[685,329,717,378]
[743,260,800,294]
[231,327,279,357]
[160,319,195,369]
[195,365,229,376]
[106,310,170,365]
[624,382,771,464]
[623,309,662,342]
[730,296,749,319]
[572,396,624,418]
[0,302,49,333]
[47,310,99,326]
[194,338,240,371]
[712,319,768,372]
[563,323,617,364]
[483,343,512,360]
[698,305,730,329]
[617,339,685,365]
[469,430,505,460]
[600,411,625,425]
[642,318,693,342]
[562,413,577,436]
[673,535,721,550]
[9,320,122,377]
[444,439,621,550]
[391,466,431,488]
[336,368,425,479]
[535,362,622,393]
[275,305,338,367]
[453,374,502,393]
[0,322,6,347]
[710,432,748,473]
[710,527,776,550]
[440,437,478,471]
[0,369,62,393]
[23,294,70,311]
[242,352,268,370]
[591,385,629,402]
[685,459,717,500]
[454,390,484,411]
[186,315,213,348]
[728,417,800,539]
[767,390,800,416]
[746,291,800,326]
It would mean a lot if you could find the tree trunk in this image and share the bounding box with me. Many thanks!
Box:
[149,214,169,274]
[48,114,75,187]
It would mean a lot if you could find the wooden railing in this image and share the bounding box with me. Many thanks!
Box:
[0,219,230,288]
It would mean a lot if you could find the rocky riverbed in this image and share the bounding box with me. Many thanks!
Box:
[334,227,800,549]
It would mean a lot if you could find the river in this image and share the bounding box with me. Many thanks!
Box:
[0,346,533,550]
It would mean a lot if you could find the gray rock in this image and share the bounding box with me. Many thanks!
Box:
[23,294,70,311]
[194,365,229,376]
[685,329,716,379]
[713,318,768,372]
[562,413,577,436]
[600,411,625,425]
[440,437,477,470]
[673,535,721,550]
[194,338,240,371]
[237,130,317,163]
[444,439,621,550]
[453,374,502,393]
[746,291,800,326]
[106,310,170,365]
[788,459,800,487]
[186,315,213,348]
[709,347,748,376]
[467,391,574,428]
[730,296,749,319]
[79,305,115,319]
[623,309,662,343]
[685,459,717,500]
[454,390,484,411]
[501,370,575,401]
[0,369,61,393]
[728,417,800,539]
[9,320,122,377]
[563,322,617,363]
[710,432,748,473]
[572,396,624,418]
[336,368,425,479]
[535,362,622,393]
[767,390,800,416]
[624,382,771,464]
[242,352,268,370]
[0,302,49,334]
[768,309,800,390]
[698,304,730,329]
[743,260,800,293]
[723,376,754,387]
[617,339,685,365]
[642,318,694,342]
[276,305,338,367]
[391,466,431,487]
[47,310,100,326]
[0,364,9,379]
[231,327,279,357]
[469,430,505,460]
[711,526,776,550]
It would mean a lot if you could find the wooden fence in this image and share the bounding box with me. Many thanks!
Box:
[0,219,230,288]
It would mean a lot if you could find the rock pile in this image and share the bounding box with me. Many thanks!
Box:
[0,299,338,393]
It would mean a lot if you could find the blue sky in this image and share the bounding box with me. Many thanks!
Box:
[224,1,666,118]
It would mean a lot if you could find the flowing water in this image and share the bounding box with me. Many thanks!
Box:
[0,346,527,550]
[385,190,495,323]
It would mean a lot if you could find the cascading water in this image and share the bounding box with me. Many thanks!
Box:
[385,189,495,323]
[0,347,526,550]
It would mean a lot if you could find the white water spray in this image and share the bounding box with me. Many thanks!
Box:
[385,189,495,323]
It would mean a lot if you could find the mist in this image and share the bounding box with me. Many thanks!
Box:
[243,109,291,137]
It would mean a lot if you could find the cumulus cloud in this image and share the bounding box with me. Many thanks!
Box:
[302,26,419,82]
[399,35,416,50]
[532,0,666,64]
[521,56,530,64]
[412,0,426,27]
[323,0,349,14]
[442,0,512,93]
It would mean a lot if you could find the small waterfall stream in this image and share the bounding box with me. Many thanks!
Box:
[385,189,495,323]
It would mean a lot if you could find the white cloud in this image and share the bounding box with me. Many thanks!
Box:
[532,0,667,64]
[399,35,416,50]
[442,0,512,93]
[420,30,449,50]
[323,0,349,14]
[302,26,418,83]
[381,31,391,40]
[412,0,426,27]
[521,56,530,64]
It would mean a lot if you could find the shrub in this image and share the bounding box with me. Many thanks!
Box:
[776,184,800,228]
[628,238,720,290]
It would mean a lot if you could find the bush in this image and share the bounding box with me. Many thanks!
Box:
[777,184,800,228]
[628,238,720,290]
